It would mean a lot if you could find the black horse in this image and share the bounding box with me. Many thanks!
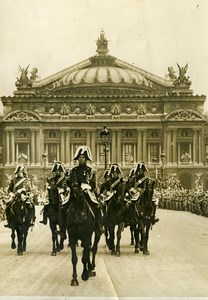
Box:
[66,186,101,286]
[9,192,35,255]
[102,181,126,256]
[46,182,69,256]
[127,178,156,255]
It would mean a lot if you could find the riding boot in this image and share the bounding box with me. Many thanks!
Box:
[39,205,48,225]
[95,206,105,235]
[4,205,12,228]
[124,202,130,227]
[152,202,159,225]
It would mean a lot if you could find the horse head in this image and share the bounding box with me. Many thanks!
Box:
[140,178,155,214]
[115,182,126,206]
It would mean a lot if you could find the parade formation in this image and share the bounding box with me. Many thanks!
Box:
[1,145,208,285]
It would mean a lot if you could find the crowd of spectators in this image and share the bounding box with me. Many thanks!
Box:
[156,177,208,217]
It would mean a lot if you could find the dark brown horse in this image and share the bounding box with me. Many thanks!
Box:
[127,178,156,255]
[9,192,35,255]
[46,182,69,256]
[66,186,101,286]
[102,181,126,256]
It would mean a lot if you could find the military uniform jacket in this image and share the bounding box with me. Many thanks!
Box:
[8,176,31,194]
[100,177,124,194]
[69,165,96,190]
[127,175,148,189]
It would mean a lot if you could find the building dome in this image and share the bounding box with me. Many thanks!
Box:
[61,65,150,87]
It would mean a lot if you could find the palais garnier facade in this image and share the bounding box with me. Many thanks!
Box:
[0,31,208,190]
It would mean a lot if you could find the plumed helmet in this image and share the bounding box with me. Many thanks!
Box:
[73,145,93,161]
[51,161,65,173]
[108,163,122,175]
[134,162,149,173]
[14,164,27,175]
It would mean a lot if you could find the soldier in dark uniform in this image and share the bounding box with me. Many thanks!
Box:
[99,163,125,199]
[39,161,70,226]
[4,164,35,228]
[126,162,159,225]
[69,145,104,234]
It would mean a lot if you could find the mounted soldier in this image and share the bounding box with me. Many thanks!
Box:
[99,163,125,202]
[68,145,104,234]
[39,161,70,225]
[126,162,159,225]
[4,164,35,228]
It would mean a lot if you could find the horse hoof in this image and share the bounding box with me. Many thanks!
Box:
[115,251,121,257]
[71,279,79,286]
[89,270,96,277]
[130,241,134,245]
[135,248,140,253]
[81,271,89,281]
[11,243,16,249]
[17,251,23,256]
[51,252,57,256]
[23,247,26,252]
[58,244,64,251]
[143,250,150,255]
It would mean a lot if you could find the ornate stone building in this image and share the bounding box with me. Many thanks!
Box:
[0,31,207,189]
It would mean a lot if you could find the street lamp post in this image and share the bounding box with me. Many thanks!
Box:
[42,152,48,191]
[160,151,166,180]
[152,157,157,179]
[100,125,111,170]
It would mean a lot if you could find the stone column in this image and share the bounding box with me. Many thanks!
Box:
[65,130,70,166]
[117,130,121,163]
[193,128,197,164]
[10,130,15,165]
[199,130,202,163]
[166,129,171,164]
[137,130,142,161]
[173,129,177,164]
[111,130,116,162]
[91,130,96,163]
[60,130,65,163]
[5,130,10,165]
[31,130,35,165]
[142,130,147,162]
[86,130,91,148]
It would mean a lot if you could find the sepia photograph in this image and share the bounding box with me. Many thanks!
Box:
[0,0,208,299]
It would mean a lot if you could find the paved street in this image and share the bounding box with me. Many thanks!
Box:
[0,206,208,299]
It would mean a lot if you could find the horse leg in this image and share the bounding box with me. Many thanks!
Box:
[70,241,79,286]
[115,223,123,256]
[134,225,140,253]
[81,240,90,281]
[139,221,146,252]
[11,229,16,249]
[89,231,101,277]
[143,223,151,255]
[50,222,58,256]
[16,227,23,255]
[108,226,115,255]
[130,225,135,245]
[22,226,29,252]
